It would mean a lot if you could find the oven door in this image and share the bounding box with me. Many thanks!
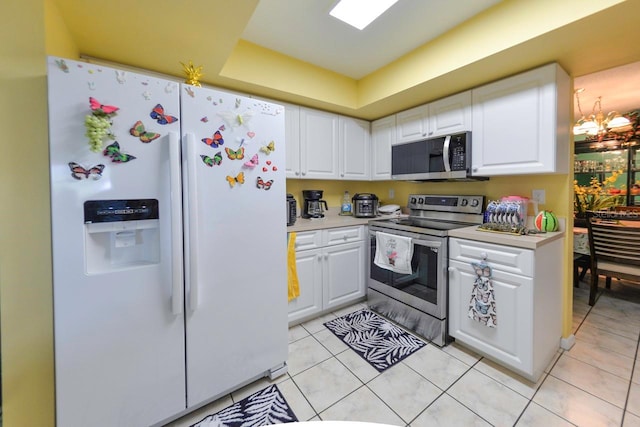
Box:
[368,227,447,319]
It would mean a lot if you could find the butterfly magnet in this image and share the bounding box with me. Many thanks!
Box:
[200,152,222,167]
[202,130,224,148]
[259,141,275,155]
[68,162,105,180]
[130,121,161,143]
[218,109,254,129]
[103,141,136,163]
[243,154,259,168]
[225,147,245,160]
[256,176,273,190]
[90,97,119,115]
[226,172,245,187]
[150,104,178,125]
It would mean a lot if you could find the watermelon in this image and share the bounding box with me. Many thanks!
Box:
[534,210,558,232]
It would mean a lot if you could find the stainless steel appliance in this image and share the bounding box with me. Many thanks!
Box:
[391,131,487,181]
[352,193,379,218]
[368,194,484,346]
[302,189,328,219]
[287,193,297,226]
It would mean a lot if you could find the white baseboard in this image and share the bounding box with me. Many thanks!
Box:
[560,334,575,350]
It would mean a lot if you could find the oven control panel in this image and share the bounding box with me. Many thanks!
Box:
[407,194,484,214]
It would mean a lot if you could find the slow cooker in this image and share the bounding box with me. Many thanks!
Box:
[352,193,379,218]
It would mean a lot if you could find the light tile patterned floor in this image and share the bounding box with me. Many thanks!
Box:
[168,281,640,427]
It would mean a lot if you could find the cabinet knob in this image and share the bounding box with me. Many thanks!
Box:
[302,171,306,176]
[480,252,488,260]
[295,171,300,176]
[341,173,345,177]
[429,131,433,136]
[448,267,455,272]
[472,167,478,172]
[343,235,348,241]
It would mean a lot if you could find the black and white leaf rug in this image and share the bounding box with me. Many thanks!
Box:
[191,384,298,427]
[324,309,426,372]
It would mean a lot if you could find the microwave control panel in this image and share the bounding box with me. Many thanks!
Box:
[450,136,467,171]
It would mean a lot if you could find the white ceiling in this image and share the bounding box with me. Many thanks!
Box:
[574,61,640,120]
[242,0,502,79]
[242,1,640,118]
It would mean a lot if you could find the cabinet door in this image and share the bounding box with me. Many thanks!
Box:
[339,116,370,180]
[285,104,301,178]
[371,116,395,180]
[448,259,533,376]
[300,108,339,179]
[288,248,323,324]
[395,104,429,144]
[323,241,365,310]
[471,63,570,176]
[428,91,471,137]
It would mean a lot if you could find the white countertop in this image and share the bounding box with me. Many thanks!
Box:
[287,207,383,232]
[448,225,565,249]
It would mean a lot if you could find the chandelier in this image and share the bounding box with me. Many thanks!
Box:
[573,88,631,136]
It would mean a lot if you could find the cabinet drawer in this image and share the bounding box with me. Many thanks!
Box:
[293,230,322,251]
[324,226,364,246]
[449,238,534,276]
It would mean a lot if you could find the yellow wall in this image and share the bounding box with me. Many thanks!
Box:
[1,0,54,426]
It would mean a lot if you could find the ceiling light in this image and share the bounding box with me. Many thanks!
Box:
[573,88,631,136]
[329,0,398,30]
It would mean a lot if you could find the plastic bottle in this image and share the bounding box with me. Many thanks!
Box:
[340,191,352,216]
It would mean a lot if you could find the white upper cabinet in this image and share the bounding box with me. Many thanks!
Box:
[471,63,570,176]
[339,116,370,180]
[395,91,471,144]
[395,104,428,144]
[371,115,395,180]
[429,91,472,137]
[299,107,340,179]
[284,103,301,178]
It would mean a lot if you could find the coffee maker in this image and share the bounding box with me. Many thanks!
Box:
[301,190,328,219]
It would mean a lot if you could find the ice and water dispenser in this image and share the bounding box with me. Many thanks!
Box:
[84,199,160,273]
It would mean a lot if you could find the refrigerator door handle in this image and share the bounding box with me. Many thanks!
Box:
[185,132,199,311]
[169,131,184,315]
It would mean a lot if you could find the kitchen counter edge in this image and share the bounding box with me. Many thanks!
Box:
[287,210,374,232]
[448,226,565,249]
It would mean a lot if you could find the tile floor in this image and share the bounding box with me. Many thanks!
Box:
[168,280,640,427]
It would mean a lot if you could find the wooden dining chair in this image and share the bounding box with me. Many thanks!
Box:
[586,211,640,305]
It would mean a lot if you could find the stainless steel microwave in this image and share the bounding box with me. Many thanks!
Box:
[391,131,483,181]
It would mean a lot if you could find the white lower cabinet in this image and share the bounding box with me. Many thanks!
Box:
[288,226,366,324]
[448,237,563,382]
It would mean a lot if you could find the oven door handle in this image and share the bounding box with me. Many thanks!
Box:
[370,231,441,250]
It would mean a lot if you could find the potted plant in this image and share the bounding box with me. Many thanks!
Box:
[574,170,626,226]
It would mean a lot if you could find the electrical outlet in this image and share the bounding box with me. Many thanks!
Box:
[532,189,546,204]
[388,189,395,199]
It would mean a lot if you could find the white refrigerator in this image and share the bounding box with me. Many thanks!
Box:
[47,56,288,427]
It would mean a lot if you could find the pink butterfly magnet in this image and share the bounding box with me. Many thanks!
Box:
[243,153,259,168]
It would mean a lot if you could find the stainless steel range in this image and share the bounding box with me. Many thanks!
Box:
[368,194,484,346]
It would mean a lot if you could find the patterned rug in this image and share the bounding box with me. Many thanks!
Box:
[191,384,298,427]
[324,309,426,372]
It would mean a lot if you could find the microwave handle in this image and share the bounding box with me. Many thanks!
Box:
[442,135,451,172]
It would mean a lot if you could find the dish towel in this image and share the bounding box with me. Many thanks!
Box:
[374,231,413,274]
[287,232,300,301]
[467,260,497,328]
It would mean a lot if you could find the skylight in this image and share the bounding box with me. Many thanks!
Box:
[329,0,398,30]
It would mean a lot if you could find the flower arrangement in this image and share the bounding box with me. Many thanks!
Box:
[574,169,626,215]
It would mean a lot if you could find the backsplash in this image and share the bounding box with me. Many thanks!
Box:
[286,174,572,219]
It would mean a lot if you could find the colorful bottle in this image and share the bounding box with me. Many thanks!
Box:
[340,191,352,216]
